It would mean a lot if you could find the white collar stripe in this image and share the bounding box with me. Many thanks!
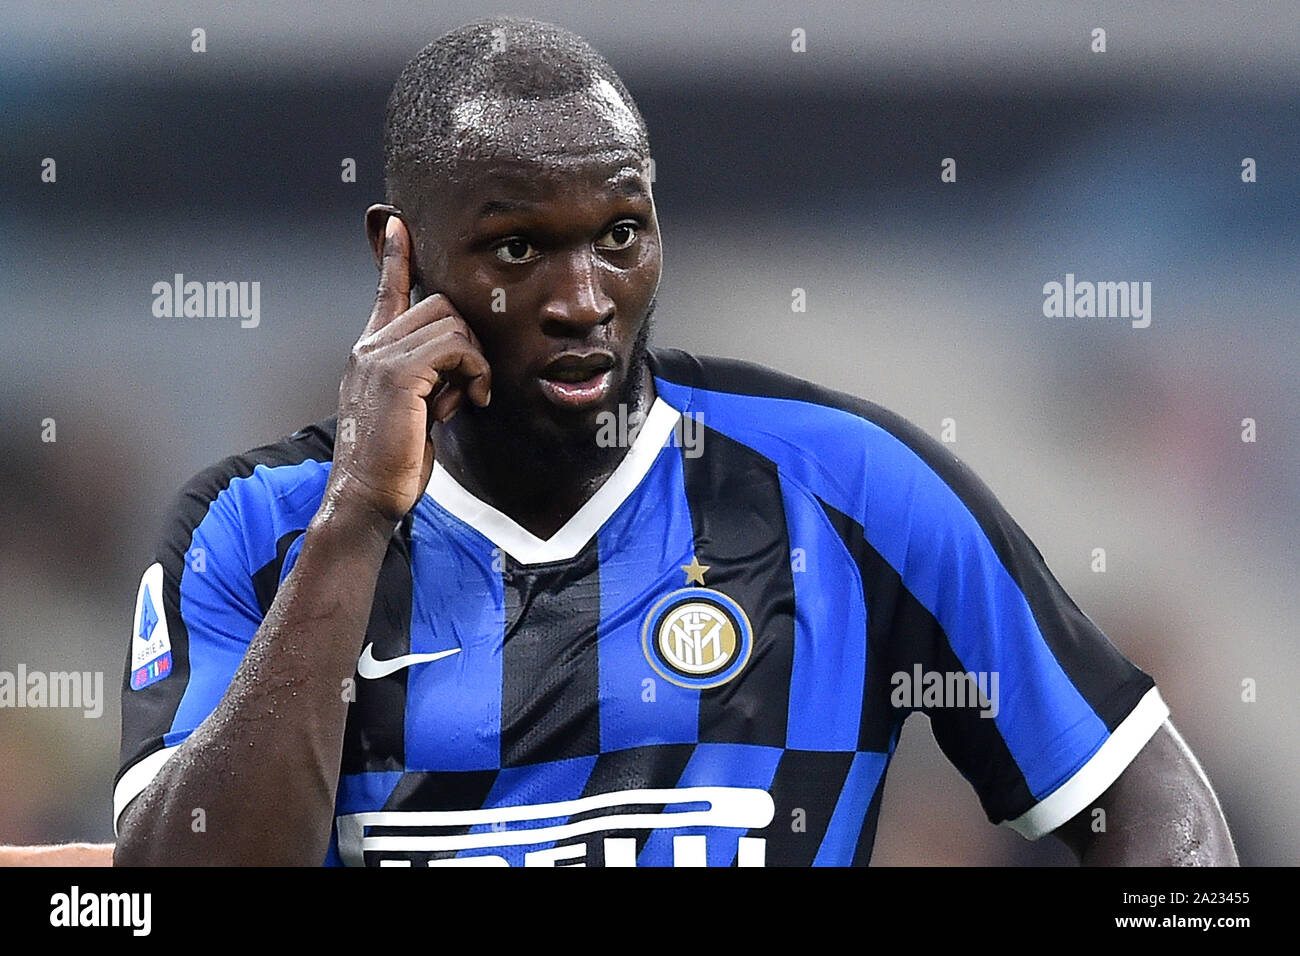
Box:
[424,398,681,565]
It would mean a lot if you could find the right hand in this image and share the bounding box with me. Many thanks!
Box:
[325,216,492,525]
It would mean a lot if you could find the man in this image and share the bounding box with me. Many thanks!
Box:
[113,17,1236,866]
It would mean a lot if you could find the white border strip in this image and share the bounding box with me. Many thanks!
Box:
[425,397,681,565]
[112,745,181,836]
[1006,686,1170,840]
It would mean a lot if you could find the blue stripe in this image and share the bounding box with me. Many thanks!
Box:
[781,477,865,750]
[596,446,700,751]
[334,769,405,814]
[811,751,888,866]
[456,755,598,865]
[172,460,330,737]
[637,743,783,866]
[653,379,1105,799]
[403,496,505,771]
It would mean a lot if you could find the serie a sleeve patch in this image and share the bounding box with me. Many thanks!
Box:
[129,563,173,690]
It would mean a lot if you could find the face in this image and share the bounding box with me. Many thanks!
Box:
[399,96,662,453]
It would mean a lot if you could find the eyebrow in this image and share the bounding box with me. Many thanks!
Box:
[474,176,651,220]
[476,198,538,218]
[610,176,651,201]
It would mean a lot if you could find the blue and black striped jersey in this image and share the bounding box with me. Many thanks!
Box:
[116,348,1168,866]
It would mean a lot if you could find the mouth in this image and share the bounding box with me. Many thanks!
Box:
[537,351,616,410]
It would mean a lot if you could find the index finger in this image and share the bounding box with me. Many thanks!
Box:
[367,215,411,333]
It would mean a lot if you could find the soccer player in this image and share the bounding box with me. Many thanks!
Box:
[113,17,1236,866]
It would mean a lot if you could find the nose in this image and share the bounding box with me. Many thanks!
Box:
[539,248,615,337]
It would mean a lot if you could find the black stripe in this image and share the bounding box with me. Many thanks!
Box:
[851,755,892,866]
[816,497,906,754]
[820,496,1036,825]
[574,743,696,865]
[649,348,1154,731]
[116,418,337,783]
[369,768,501,865]
[500,548,603,767]
[755,749,855,867]
[340,511,415,774]
[680,425,796,748]
[251,530,305,616]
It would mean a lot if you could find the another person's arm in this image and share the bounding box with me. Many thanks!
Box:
[0,843,114,866]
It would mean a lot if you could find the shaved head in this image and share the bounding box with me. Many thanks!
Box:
[383,17,651,226]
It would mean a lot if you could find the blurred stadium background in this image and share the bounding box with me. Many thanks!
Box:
[1,1,1296,864]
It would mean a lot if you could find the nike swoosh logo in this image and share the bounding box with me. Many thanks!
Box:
[357,644,461,680]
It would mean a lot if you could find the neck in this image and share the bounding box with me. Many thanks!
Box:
[431,362,654,540]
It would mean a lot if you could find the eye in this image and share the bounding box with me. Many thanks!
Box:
[494,237,538,263]
[595,222,639,251]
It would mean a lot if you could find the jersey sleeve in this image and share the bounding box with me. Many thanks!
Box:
[113,459,268,835]
[113,423,336,836]
[869,414,1169,839]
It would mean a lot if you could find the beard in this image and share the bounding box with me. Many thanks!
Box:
[456,298,656,484]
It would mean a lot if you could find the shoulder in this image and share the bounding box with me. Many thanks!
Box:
[648,347,945,456]
[647,348,969,516]
[156,417,338,562]
[648,347,874,411]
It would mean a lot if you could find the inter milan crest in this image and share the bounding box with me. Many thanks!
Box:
[642,557,753,689]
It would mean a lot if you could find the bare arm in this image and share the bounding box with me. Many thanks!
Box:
[1052,719,1238,865]
[113,509,393,866]
[114,216,491,866]
[0,843,114,866]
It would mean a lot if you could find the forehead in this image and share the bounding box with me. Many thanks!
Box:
[448,76,645,166]
[433,123,650,228]
[445,153,651,222]
[408,79,652,233]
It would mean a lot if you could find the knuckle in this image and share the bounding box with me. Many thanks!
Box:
[351,326,383,359]
[438,307,466,331]
[444,319,478,351]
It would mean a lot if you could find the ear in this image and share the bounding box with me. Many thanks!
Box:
[364,204,403,270]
